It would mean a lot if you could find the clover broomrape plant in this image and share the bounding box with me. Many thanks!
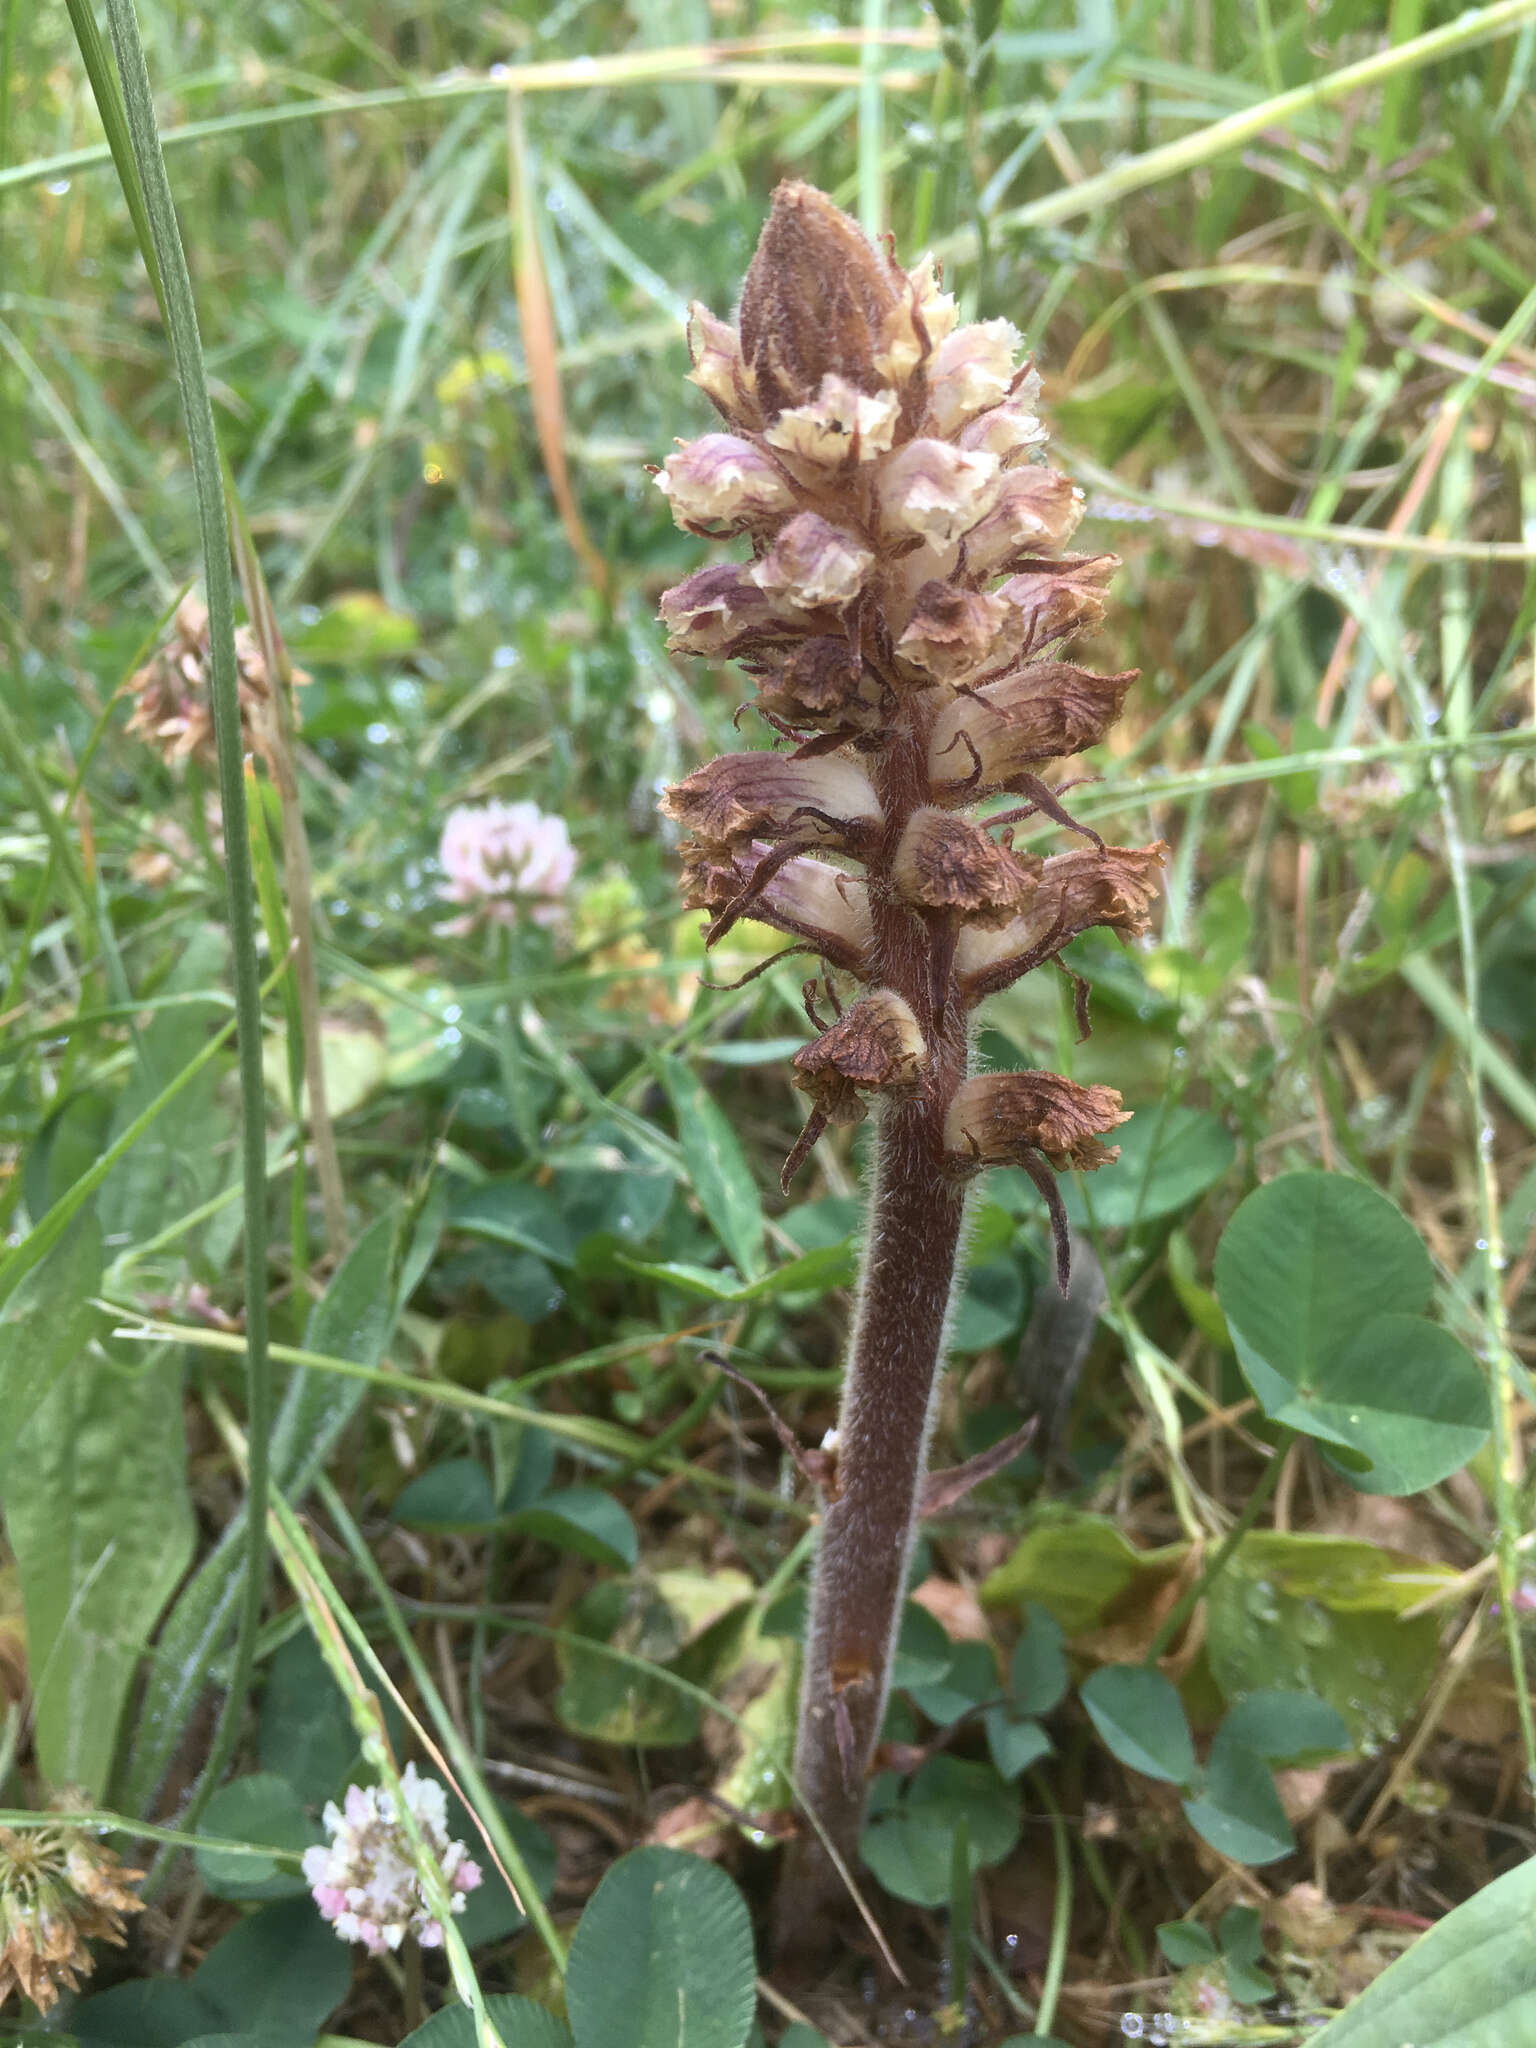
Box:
[656,183,1165,1919]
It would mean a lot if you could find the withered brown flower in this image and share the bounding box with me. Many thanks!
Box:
[0,1804,145,2014]
[126,593,306,772]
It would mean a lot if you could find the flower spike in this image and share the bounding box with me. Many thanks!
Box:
[654,183,1162,1917]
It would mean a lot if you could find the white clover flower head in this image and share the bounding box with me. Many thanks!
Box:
[438,799,577,931]
[301,1762,483,1956]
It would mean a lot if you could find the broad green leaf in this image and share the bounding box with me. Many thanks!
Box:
[1064,1104,1235,1229]
[1216,1174,1487,1489]
[1206,1533,1452,1750]
[494,1411,559,1510]
[1158,1920,1219,1966]
[449,1178,576,1267]
[7,1331,193,1795]
[1241,719,1318,818]
[618,1240,855,1302]
[1214,1170,1430,1406]
[394,1456,500,1530]
[907,1640,1001,1725]
[71,1977,223,2046]
[1224,1957,1278,2007]
[0,1212,101,1478]
[259,1631,357,1809]
[1010,1604,1069,1716]
[890,1600,958,1689]
[270,1200,411,1497]
[1182,1727,1294,1864]
[400,1996,573,2048]
[195,1773,319,1900]
[1080,1665,1196,1785]
[176,2034,312,2048]
[950,1254,1028,1353]
[656,1053,765,1280]
[549,1120,676,1246]
[565,1847,756,2048]
[860,1758,1022,1908]
[779,1195,861,1252]
[1166,1228,1231,1349]
[435,1244,562,1320]
[393,1464,634,1563]
[1299,1313,1489,1494]
[127,1203,407,1816]
[263,1013,388,1119]
[981,1511,1190,1636]
[508,1485,638,1568]
[1219,1905,1267,1966]
[1219,1688,1351,1767]
[192,1897,351,2035]
[17,1084,113,1231]
[984,1708,1053,1780]
[291,591,419,663]
[1307,1852,1536,2045]
[96,927,231,1250]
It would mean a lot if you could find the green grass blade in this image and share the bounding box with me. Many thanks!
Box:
[89,0,275,1831]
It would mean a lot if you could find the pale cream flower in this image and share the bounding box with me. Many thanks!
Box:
[878,438,1001,544]
[926,319,1024,434]
[763,373,899,467]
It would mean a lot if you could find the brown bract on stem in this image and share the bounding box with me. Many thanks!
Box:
[655,182,1164,1954]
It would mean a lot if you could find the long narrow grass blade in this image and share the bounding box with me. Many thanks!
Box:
[90,0,275,1831]
[0,315,174,597]
[957,0,1536,239]
[58,0,163,310]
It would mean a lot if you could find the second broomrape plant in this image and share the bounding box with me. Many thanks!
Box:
[656,184,1165,1897]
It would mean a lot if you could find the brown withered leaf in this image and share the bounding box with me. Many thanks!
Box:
[508,96,608,597]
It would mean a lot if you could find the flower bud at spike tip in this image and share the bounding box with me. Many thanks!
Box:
[739,182,903,418]
[654,183,1164,1920]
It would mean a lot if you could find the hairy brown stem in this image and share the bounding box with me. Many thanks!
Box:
[778,694,974,1928]
[784,1094,969,1922]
